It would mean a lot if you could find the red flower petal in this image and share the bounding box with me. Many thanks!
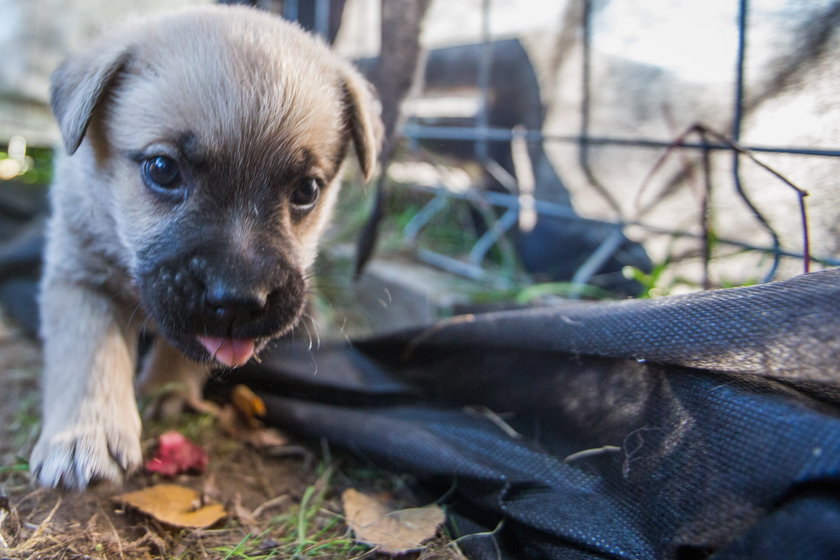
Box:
[145,431,208,476]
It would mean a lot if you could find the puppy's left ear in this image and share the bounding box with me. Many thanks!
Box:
[341,67,383,182]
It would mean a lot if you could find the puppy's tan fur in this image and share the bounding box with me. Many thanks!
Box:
[31,5,380,489]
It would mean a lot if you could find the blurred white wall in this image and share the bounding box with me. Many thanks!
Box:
[0,0,211,145]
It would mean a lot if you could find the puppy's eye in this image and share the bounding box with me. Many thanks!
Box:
[290,178,320,209]
[143,156,182,190]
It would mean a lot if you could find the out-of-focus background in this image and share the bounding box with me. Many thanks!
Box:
[0,3,838,558]
[2,0,838,334]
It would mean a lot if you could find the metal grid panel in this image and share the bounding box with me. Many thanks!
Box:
[287,0,840,290]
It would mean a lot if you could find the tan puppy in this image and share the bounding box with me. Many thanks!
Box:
[30,5,380,489]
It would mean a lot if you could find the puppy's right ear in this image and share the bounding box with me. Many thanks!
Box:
[340,67,383,182]
[50,45,131,155]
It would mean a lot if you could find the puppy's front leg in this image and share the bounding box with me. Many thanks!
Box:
[31,280,142,489]
[138,337,212,418]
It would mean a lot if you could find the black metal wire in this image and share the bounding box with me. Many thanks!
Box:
[731,0,783,282]
[287,0,833,284]
[579,0,624,218]
[400,124,840,158]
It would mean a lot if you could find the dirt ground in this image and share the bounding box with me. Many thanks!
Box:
[0,309,463,560]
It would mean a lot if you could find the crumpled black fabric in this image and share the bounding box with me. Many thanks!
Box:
[234,270,840,560]
[2,198,839,558]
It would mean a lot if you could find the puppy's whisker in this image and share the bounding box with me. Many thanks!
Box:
[312,321,322,352]
[303,320,314,352]
[209,367,230,383]
[140,316,152,336]
[300,327,319,376]
[339,317,353,347]
[125,302,145,333]
[300,311,322,352]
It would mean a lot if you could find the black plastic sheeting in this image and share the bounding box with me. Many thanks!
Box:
[232,271,840,559]
[1,198,839,558]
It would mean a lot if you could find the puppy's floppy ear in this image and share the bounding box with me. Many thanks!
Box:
[341,67,383,182]
[50,44,131,155]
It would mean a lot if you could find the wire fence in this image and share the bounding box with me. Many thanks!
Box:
[287,0,840,292]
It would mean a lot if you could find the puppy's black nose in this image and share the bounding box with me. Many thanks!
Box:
[204,281,268,323]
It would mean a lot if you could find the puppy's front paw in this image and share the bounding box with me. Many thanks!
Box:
[30,415,142,489]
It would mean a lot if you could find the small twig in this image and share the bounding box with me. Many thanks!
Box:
[251,494,291,518]
[698,128,714,290]
[635,123,812,280]
[432,478,459,507]
[563,445,622,464]
[97,505,126,560]
[634,126,699,213]
[621,427,662,479]
[697,124,810,274]
[448,518,505,560]
[464,406,521,439]
[31,499,60,538]
[349,546,380,559]
[633,103,702,220]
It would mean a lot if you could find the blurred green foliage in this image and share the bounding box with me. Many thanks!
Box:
[0,144,54,186]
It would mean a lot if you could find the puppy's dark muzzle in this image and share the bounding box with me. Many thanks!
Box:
[137,251,306,361]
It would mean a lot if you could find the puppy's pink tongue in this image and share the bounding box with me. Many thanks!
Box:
[196,336,255,367]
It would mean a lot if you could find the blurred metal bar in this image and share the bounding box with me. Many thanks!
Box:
[468,207,518,267]
[400,124,840,157]
[580,0,593,171]
[416,248,511,287]
[732,0,748,146]
[315,0,330,38]
[579,0,623,216]
[569,228,625,299]
[731,0,781,282]
[475,0,492,163]
[403,190,449,246]
[283,0,298,21]
[401,183,840,267]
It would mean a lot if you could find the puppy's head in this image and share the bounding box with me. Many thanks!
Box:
[50,6,381,366]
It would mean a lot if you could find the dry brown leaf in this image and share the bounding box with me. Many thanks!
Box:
[341,488,445,554]
[217,404,288,449]
[221,384,286,448]
[113,484,226,529]
[231,384,266,427]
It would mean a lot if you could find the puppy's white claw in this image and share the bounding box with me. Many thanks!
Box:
[30,422,142,489]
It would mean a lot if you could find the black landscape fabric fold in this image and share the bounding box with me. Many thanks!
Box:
[1,212,839,559]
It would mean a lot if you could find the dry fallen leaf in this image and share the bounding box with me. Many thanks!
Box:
[341,489,445,554]
[114,484,226,529]
[231,384,266,427]
[218,403,288,449]
[144,431,208,477]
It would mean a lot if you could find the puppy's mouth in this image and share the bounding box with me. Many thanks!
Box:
[167,327,284,369]
[151,296,303,368]
[136,250,308,368]
[194,335,257,368]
